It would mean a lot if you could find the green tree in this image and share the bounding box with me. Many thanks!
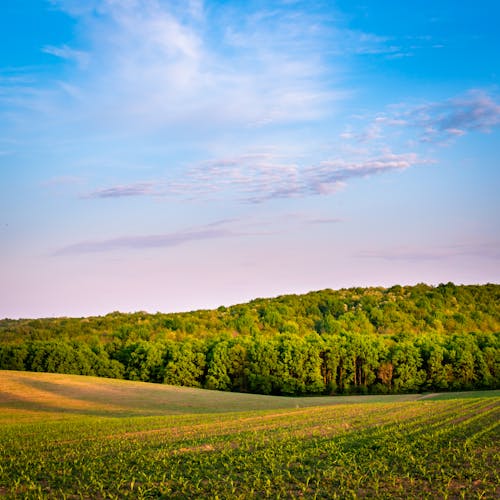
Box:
[416,336,451,390]
[0,344,28,370]
[246,337,279,395]
[163,340,207,387]
[390,341,425,392]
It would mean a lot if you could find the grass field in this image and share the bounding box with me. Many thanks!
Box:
[0,371,499,498]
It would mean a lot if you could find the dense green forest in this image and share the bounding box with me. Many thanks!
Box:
[1,283,499,395]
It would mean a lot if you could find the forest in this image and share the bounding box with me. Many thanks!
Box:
[1,283,499,395]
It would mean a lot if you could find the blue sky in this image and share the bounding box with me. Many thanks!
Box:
[1,0,499,318]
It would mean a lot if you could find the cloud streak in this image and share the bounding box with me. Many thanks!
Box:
[307,217,343,225]
[374,90,500,143]
[358,242,500,262]
[413,91,500,142]
[82,151,426,204]
[54,224,238,256]
[84,182,158,199]
[303,152,423,195]
[43,44,90,67]
[182,150,425,202]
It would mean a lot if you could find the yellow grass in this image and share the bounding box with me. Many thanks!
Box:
[1,370,498,422]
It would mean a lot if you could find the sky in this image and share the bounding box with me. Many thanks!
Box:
[1,0,499,319]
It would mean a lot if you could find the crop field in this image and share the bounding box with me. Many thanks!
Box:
[0,371,499,499]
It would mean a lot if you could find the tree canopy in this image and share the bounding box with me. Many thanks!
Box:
[1,283,499,395]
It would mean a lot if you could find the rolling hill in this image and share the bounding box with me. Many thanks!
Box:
[0,370,498,498]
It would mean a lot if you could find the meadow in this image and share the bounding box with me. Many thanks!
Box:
[0,370,499,499]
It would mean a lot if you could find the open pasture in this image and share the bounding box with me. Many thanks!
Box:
[0,371,499,498]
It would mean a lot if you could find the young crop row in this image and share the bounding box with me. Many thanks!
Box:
[0,398,498,498]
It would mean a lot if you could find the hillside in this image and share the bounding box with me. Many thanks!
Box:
[1,283,499,396]
[1,370,467,419]
[1,283,499,343]
[1,371,499,499]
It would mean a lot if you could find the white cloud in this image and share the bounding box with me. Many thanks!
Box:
[375,90,500,143]
[5,2,471,208]
[84,182,157,198]
[53,220,241,255]
[43,0,338,134]
[43,45,90,67]
[81,149,425,204]
[414,91,500,142]
[122,150,423,202]
[302,152,424,196]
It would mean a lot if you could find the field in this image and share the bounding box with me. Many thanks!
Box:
[0,371,499,498]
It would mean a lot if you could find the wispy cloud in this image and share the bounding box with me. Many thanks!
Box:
[305,151,423,191]
[5,2,481,211]
[375,90,500,143]
[178,150,426,203]
[43,45,90,68]
[36,0,339,134]
[54,221,240,256]
[307,217,343,225]
[222,212,343,232]
[340,122,383,143]
[183,153,301,202]
[84,182,158,199]
[337,90,500,154]
[336,31,402,57]
[358,242,500,262]
[328,28,445,60]
[81,150,426,204]
[411,91,500,142]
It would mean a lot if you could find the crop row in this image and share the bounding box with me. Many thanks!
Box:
[0,398,498,498]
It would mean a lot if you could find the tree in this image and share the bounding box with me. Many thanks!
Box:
[163,340,207,387]
[205,339,233,391]
[246,337,279,395]
[320,335,341,394]
[0,344,28,370]
[390,341,425,392]
[416,336,450,390]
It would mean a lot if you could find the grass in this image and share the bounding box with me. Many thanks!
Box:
[0,370,442,418]
[0,370,499,498]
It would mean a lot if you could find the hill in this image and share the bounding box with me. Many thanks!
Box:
[1,283,499,396]
[1,283,499,343]
[2,370,476,419]
[1,371,499,498]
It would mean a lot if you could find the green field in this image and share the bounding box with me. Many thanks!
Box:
[1,371,499,498]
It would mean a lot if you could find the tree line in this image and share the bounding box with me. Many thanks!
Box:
[0,330,498,394]
[0,283,499,395]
